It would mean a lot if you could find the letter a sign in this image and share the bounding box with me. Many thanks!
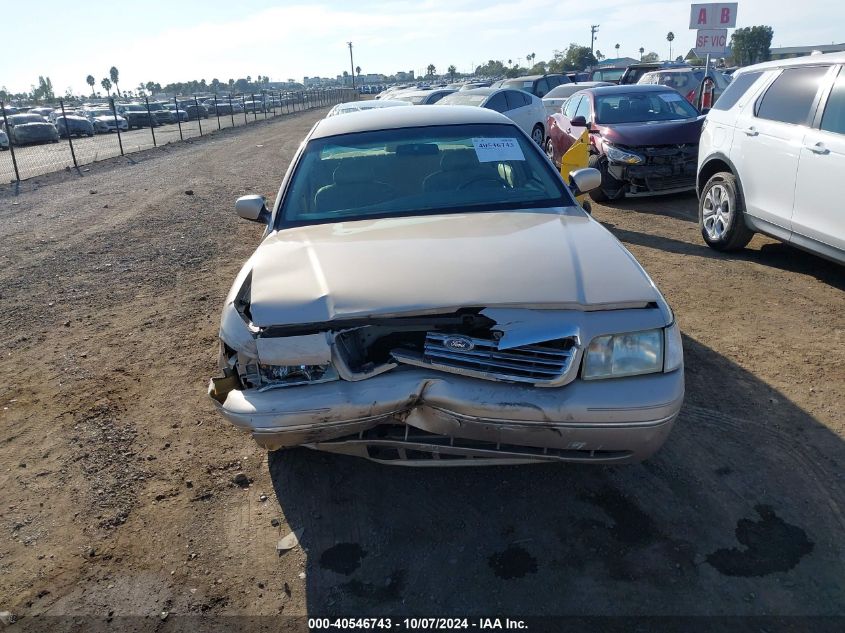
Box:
[689,3,738,29]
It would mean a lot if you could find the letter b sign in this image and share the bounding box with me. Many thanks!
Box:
[689,3,738,29]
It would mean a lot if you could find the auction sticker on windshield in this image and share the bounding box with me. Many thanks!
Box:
[472,138,525,162]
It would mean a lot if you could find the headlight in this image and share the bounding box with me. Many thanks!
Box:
[605,144,644,165]
[258,363,338,390]
[583,324,684,379]
[664,321,683,372]
[583,329,663,380]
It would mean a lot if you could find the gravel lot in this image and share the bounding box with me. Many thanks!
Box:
[0,107,843,626]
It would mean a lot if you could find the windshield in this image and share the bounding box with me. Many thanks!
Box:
[593,68,625,82]
[278,123,572,227]
[545,85,582,99]
[88,109,113,117]
[9,114,44,124]
[438,93,487,106]
[595,91,699,123]
[396,94,429,105]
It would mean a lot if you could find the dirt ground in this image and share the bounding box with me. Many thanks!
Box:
[1,107,843,628]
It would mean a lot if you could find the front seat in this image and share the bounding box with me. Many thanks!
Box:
[422,151,490,192]
[314,160,395,213]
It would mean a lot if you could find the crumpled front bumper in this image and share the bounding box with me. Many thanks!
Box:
[210,367,684,464]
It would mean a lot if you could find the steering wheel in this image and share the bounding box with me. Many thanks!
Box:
[457,177,506,191]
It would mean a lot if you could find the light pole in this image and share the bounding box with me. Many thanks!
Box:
[590,24,600,55]
[347,42,356,89]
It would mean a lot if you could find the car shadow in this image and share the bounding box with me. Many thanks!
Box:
[268,335,845,616]
[599,191,699,223]
[601,222,845,291]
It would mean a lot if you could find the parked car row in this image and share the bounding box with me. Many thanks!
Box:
[2,113,60,146]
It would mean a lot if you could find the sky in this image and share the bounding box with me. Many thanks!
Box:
[1,0,842,95]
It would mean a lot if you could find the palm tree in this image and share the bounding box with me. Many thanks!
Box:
[667,32,675,60]
[615,43,620,57]
[447,64,457,81]
[109,66,120,97]
[639,47,645,60]
[101,78,112,97]
[426,64,436,78]
[595,50,604,61]
[507,59,513,67]
[86,75,95,98]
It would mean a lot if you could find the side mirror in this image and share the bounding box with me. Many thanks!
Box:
[235,194,270,224]
[569,168,602,197]
[570,115,588,127]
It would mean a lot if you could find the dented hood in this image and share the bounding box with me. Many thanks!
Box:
[248,211,662,327]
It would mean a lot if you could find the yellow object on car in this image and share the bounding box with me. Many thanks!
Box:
[560,129,591,207]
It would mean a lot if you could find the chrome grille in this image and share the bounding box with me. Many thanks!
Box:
[391,333,578,386]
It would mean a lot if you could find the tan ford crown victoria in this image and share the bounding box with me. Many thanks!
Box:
[209,106,684,465]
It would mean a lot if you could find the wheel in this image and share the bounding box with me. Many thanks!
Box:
[544,137,557,165]
[699,172,754,251]
[587,154,625,203]
[531,124,544,146]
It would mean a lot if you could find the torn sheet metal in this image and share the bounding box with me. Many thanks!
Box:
[256,333,331,365]
[481,308,580,350]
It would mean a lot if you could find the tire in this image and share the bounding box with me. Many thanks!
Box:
[544,137,557,166]
[587,154,614,202]
[531,124,544,146]
[699,172,754,251]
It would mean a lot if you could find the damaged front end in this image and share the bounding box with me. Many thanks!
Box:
[209,271,684,465]
[605,143,699,196]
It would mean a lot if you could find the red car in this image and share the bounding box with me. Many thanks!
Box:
[545,84,705,201]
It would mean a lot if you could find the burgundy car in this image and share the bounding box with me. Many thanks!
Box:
[545,85,705,201]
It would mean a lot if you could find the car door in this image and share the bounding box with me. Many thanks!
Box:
[534,78,551,98]
[483,91,509,115]
[548,96,579,161]
[502,90,533,135]
[730,64,831,234]
[792,65,845,255]
[553,95,583,157]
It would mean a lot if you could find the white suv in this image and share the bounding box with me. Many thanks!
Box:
[697,52,844,264]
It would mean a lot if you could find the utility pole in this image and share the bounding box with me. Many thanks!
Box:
[590,25,600,55]
[347,42,356,89]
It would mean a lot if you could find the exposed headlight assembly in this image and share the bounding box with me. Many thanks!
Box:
[605,144,644,165]
[582,323,683,380]
[258,363,338,391]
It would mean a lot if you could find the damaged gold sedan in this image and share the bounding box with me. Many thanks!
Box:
[209,106,684,465]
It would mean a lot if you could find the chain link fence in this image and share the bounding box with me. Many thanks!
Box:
[0,88,357,183]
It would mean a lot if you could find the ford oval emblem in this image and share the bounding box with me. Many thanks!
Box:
[443,336,474,352]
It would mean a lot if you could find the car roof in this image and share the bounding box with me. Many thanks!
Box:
[502,74,563,82]
[544,82,611,97]
[399,89,454,97]
[310,104,513,139]
[734,50,845,75]
[453,87,498,96]
[581,84,679,96]
[642,67,700,74]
